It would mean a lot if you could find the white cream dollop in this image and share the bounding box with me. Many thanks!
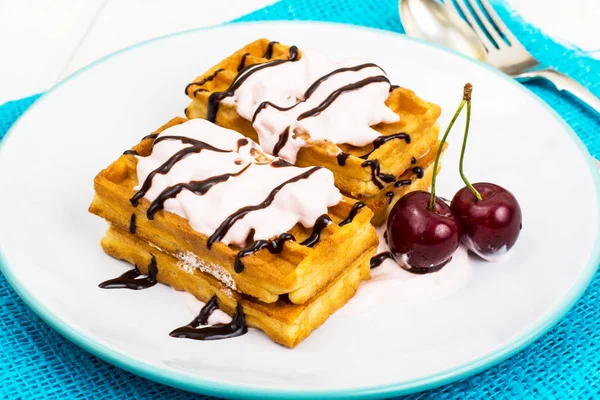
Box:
[135,119,341,247]
[221,50,400,163]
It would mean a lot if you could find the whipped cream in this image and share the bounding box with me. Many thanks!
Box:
[135,119,341,247]
[221,50,400,163]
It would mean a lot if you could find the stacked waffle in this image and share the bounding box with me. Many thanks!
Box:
[185,39,444,225]
[89,117,378,347]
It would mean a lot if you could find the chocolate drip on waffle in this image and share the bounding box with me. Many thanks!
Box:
[412,166,425,179]
[129,214,136,234]
[394,179,412,187]
[300,214,332,248]
[99,256,158,290]
[263,41,279,59]
[123,149,138,156]
[336,152,350,166]
[170,296,248,341]
[339,202,366,227]
[385,191,394,204]
[234,233,296,273]
[237,53,250,72]
[361,159,396,189]
[359,133,411,160]
[207,166,322,249]
[185,68,225,96]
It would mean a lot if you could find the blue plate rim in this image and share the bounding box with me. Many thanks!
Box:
[1,20,599,399]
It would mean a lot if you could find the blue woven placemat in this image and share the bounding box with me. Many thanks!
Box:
[1,1,599,399]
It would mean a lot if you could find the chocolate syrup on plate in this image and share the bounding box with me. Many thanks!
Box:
[169,296,248,341]
[370,252,392,269]
[98,256,158,290]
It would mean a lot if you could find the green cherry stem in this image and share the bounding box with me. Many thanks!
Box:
[458,84,483,201]
[429,83,469,211]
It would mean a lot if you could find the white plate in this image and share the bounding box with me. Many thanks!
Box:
[0,22,599,399]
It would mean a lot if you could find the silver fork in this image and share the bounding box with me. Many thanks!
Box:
[449,0,600,115]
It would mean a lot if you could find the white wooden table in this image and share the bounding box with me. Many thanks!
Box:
[0,0,598,105]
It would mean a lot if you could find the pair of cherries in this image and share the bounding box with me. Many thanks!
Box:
[387,84,522,273]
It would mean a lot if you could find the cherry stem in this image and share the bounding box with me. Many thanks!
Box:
[458,84,483,201]
[429,87,467,211]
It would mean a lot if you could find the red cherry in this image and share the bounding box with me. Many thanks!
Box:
[451,183,522,260]
[387,191,461,273]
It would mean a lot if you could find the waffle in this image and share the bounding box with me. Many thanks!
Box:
[184,39,442,207]
[89,117,378,306]
[102,224,370,348]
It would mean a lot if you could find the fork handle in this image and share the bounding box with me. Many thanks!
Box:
[512,68,600,114]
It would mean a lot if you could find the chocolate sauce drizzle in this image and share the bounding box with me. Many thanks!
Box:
[251,63,385,123]
[410,156,417,165]
[142,133,158,141]
[271,159,293,167]
[300,214,332,247]
[272,127,290,156]
[234,233,295,273]
[169,296,248,341]
[394,179,412,187]
[361,159,396,189]
[389,84,400,92]
[385,191,394,204]
[206,167,322,249]
[237,138,249,150]
[207,59,292,123]
[130,136,231,207]
[412,166,424,179]
[263,41,279,59]
[336,152,350,166]
[237,53,250,72]
[129,214,136,234]
[146,166,250,220]
[288,45,299,61]
[123,149,139,155]
[99,256,158,290]
[185,68,225,96]
[370,252,392,269]
[297,76,390,121]
[339,202,365,227]
[359,133,411,160]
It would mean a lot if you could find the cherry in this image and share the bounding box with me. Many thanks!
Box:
[450,84,522,259]
[387,191,460,273]
[451,183,522,259]
[386,84,466,274]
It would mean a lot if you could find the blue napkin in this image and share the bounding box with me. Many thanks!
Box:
[1,0,599,399]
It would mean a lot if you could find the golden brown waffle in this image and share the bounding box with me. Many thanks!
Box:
[184,39,442,201]
[364,141,447,226]
[89,117,378,305]
[102,224,370,348]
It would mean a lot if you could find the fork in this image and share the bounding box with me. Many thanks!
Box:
[448,0,600,115]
